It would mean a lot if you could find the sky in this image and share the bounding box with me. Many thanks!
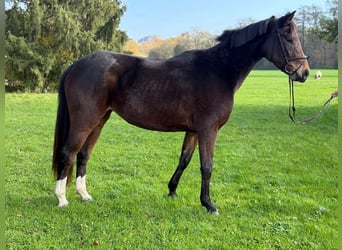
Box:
[119,0,328,41]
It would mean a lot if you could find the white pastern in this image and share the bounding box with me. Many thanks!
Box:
[76,175,93,201]
[55,177,69,207]
[213,210,220,216]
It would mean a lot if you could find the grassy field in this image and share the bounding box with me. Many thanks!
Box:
[5,70,338,249]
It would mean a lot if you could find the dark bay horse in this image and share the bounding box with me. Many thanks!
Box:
[52,11,309,214]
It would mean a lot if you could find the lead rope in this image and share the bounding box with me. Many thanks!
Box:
[288,77,336,124]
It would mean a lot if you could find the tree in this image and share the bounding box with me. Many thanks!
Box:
[5,0,128,92]
[123,39,139,55]
[236,17,256,28]
[177,29,216,51]
[138,36,164,57]
[308,0,338,43]
[296,1,338,68]
[148,37,181,59]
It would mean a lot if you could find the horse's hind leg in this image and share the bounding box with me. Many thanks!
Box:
[76,111,111,202]
[55,129,92,207]
[55,108,107,207]
[168,131,198,196]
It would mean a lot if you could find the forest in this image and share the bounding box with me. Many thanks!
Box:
[5,0,337,92]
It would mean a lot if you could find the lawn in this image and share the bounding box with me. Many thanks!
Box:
[5,70,338,249]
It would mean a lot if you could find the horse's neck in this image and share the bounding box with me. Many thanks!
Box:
[208,38,264,92]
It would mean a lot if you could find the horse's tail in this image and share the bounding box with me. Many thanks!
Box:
[52,65,74,183]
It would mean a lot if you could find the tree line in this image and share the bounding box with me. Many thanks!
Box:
[5,0,337,92]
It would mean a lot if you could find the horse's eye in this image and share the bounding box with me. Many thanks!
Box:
[283,33,292,42]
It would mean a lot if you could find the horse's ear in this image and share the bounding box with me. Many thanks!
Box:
[278,11,296,28]
[287,11,296,21]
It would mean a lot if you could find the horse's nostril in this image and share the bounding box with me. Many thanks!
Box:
[304,69,310,78]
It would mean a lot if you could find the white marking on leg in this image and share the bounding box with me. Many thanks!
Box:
[213,210,220,216]
[55,177,69,207]
[76,175,93,201]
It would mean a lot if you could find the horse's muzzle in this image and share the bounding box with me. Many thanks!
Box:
[291,67,310,82]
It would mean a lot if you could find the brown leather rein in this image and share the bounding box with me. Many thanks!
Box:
[288,77,336,124]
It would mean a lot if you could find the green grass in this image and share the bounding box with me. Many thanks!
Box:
[5,70,338,249]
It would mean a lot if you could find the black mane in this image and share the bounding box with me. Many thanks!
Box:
[217,16,275,48]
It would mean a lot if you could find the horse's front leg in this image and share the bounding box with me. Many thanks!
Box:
[198,128,219,215]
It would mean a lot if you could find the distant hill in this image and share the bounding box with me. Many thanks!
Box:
[138,35,161,43]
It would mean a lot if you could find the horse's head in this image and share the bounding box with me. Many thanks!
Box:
[264,11,310,82]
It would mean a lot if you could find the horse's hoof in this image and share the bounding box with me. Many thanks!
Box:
[168,191,177,197]
[208,208,219,216]
[58,201,69,207]
[212,210,220,216]
[82,196,93,202]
